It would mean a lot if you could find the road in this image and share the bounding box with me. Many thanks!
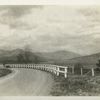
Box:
[0,68,54,96]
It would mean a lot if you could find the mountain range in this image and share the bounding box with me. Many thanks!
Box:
[65,52,100,65]
[0,49,100,66]
[0,49,80,64]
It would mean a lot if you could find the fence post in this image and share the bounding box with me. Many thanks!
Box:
[72,66,74,74]
[56,66,59,76]
[91,68,94,76]
[81,68,83,76]
[54,67,56,74]
[64,67,68,78]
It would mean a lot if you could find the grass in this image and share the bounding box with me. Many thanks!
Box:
[50,74,100,96]
[0,68,12,77]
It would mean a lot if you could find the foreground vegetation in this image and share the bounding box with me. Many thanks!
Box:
[50,75,100,96]
[0,68,12,77]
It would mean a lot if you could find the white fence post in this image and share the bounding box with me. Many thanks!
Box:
[6,64,70,78]
[54,67,56,74]
[56,66,59,76]
[91,68,94,76]
[64,67,68,78]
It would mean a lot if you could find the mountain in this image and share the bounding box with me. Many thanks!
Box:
[1,48,99,68]
[35,50,81,63]
[0,49,45,64]
[0,49,80,64]
[65,52,100,65]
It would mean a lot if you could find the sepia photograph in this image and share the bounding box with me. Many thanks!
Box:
[0,3,100,97]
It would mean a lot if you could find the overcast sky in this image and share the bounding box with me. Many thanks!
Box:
[0,5,100,55]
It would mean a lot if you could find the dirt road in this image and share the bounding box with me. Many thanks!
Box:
[0,68,54,96]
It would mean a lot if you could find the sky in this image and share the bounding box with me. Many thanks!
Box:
[0,5,100,55]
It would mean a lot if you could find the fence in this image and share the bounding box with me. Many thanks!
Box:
[4,64,68,78]
[68,66,96,77]
[2,64,97,78]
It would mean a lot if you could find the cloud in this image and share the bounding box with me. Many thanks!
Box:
[0,5,43,29]
[0,5,43,18]
[0,6,100,55]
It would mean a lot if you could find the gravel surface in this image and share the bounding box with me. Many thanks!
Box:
[0,68,54,96]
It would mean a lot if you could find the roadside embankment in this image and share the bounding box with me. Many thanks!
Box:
[0,68,12,78]
[50,75,100,96]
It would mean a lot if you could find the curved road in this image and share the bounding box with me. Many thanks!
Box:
[0,68,54,96]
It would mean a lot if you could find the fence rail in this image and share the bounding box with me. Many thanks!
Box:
[2,64,98,78]
[4,64,68,78]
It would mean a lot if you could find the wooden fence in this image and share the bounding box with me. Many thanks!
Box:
[68,66,96,77]
[4,64,68,78]
[1,64,97,78]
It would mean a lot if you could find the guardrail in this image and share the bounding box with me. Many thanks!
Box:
[4,64,68,78]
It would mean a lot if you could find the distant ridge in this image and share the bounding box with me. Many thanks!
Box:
[0,49,80,64]
[35,50,81,62]
[65,52,100,65]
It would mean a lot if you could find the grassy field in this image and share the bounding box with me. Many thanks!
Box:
[50,74,100,96]
[0,68,12,77]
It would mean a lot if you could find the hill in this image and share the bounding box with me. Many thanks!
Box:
[0,49,80,64]
[0,49,45,64]
[35,50,80,63]
[65,52,100,65]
